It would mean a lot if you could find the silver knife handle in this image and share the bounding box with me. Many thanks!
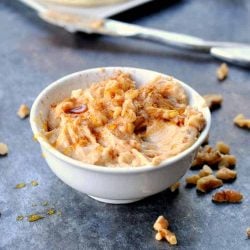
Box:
[136,27,212,52]
[104,20,250,53]
[105,20,211,52]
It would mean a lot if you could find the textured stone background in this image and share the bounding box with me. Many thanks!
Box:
[0,0,249,249]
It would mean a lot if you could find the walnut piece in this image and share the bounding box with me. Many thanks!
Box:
[247,228,250,238]
[234,114,250,129]
[218,155,237,168]
[192,145,222,168]
[158,228,177,245]
[216,141,230,154]
[0,142,8,156]
[216,168,237,181]
[17,104,30,119]
[199,165,213,177]
[153,215,177,245]
[192,142,236,169]
[196,175,223,193]
[153,215,169,231]
[155,232,163,241]
[170,182,180,192]
[212,189,243,203]
[186,175,200,185]
[203,94,223,110]
[217,63,229,81]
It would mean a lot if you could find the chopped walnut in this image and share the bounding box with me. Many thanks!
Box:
[192,142,236,169]
[218,155,237,168]
[216,168,237,181]
[234,114,250,129]
[155,232,163,241]
[199,165,213,177]
[196,175,223,193]
[185,175,200,185]
[0,142,8,156]
[153,215,169,231]
[170,182,180,192]
[153,216,177,245]
[217,63,229,81]
[158,228,177,245]
[192,145,222,168]
[212,189,243,203]
[203,94,223,110]
[17,104,30,119]
[247,228,250,238]
[216,141,230,154]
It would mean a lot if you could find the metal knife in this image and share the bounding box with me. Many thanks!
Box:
[20,0,250,67]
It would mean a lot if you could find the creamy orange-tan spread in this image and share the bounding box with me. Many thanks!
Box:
[45,71,205,167]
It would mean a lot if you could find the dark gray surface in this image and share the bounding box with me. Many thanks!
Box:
[0,0,250,249]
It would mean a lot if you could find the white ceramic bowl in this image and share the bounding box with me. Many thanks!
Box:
[30,67,211,204]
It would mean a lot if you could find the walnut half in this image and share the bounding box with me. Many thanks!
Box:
[212,189,243,203]
[196,175,223,193]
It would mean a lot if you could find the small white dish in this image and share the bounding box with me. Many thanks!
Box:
[30,67,211,204]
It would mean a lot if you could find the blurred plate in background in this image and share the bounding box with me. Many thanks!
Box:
[35,0,152,17]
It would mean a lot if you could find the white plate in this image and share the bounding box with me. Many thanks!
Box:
[35,0,152,18]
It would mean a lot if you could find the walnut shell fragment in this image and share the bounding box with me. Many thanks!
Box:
[196,175,223,193]
[212,189,243,203]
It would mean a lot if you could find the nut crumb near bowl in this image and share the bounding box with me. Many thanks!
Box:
[0,142,8,156]
[216,168,237,181]
[198,164,213,177]
[203,94,223,110]
[247,228,250,238]
[185,174,200,185]
[170,182,180,192]
[196,175,223,193]
[17,104,30,119]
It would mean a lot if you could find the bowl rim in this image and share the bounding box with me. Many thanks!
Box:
[30,67,211,174]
